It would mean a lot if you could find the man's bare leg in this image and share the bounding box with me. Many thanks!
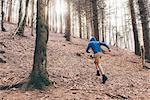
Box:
[95,63,100,76]
[98,63,105,75]
[96,63,108,84]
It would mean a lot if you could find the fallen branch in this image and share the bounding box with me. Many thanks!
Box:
[117,94,128,99]
[105,93,120,99]
[0,82,25,90]
[105,93,128,99]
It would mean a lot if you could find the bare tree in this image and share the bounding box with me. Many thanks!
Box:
[31,0,35,36]
[138,0,150,60]
[100,1,105,42]
[7,0,12,22]
[65,0,71,41]
[129,0,140,55]
[1,0,6,31]
[18,0,23,26]
[91,0,99,40]
[53,3,58,33]
[14,0,30,36]
[78,0,82,38]
[85,0,90,39]
[59,0,63,33]
[25,0,52,89]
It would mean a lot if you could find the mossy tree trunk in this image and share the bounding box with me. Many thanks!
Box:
[25,0,52,89]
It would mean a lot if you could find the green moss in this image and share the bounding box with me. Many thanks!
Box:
[27,71,52,90]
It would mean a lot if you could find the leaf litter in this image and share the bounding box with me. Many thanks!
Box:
[0,23,150,100]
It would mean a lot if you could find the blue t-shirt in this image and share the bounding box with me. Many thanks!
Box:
[86,37,109,54]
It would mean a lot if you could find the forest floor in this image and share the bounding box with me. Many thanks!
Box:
[0,23,150,100]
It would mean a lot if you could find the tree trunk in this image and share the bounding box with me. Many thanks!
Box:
[101,7,105,42]
[59,0,63,33]
[15,0,29,36]
[25,0,52,89]
[18,0,23,26]
[78,0,82,38]
[7,0,12,22]
[115,0,118,48]
[129,0,140,55]
[65,0,71,41]
[1,0,6,31]
[91,0,99,41]
[54,6,58,33]
[47,0,50,31]
[138,0,150,60]
[85,1,89,39]
[52,5,55,32]
[140,46,145,67]
[49,2,52,31]
[31,0,35,36]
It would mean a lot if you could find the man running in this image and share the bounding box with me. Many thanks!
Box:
[86,36,111,84]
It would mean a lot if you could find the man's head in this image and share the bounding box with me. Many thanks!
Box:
[90,36,97,41]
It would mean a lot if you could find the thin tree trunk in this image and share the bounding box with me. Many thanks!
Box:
[1,0,6,31]
[91,0,99,41]
[140,46,145,67]
[71,5,74,37]
[52,6,55,32]
[31,0,35,36]
[138,0,150,60]
[65,0,71,41]
[7,0,12,22]
[50,2,52,31]
[18,0,23,26]
[15,0,30,36]
[85,15,89,39]
[54,5,57,33]
[129,0,140,55]
[25,0,52,89]
[47,0,50,31]
[78,0,82,38]
[60,0,63,33]
[101,7,105,42]
[85,1,89,39]
[115,0,118,48]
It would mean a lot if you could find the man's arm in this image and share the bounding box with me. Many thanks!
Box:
[100,42,111,51]
[86,43,91,53]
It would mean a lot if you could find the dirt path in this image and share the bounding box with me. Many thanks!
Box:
[0,23,150,100]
